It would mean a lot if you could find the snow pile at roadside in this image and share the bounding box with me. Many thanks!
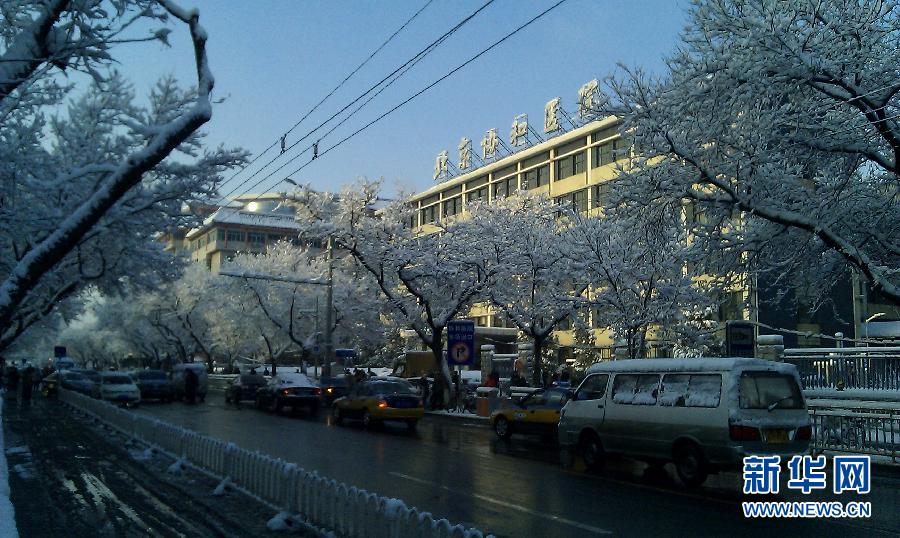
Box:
[0,398,19,538]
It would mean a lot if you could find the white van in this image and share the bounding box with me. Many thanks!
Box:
[558,358,811,487]
[171,363,209,402]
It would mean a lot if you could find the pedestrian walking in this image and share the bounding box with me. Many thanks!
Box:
[184,368,198,404]
[21,365,34,402]
[420,373,430,410]
[5,366,19,398]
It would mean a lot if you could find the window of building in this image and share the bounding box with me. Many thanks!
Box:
[592,182,611,209]
[556,138,586,156]
[443,196,461,217]
[421,204,438,224]
[555,151,585,181]
[422,194,439,207]
[267,233,283,242]
[523,164,550,189]
[555,189,588,213]
[248,232,265,245]
[494,164,517,181]
[226,230,244,243]
[467,186,488,204]
[216,229,226,242]
[591,126,618,143]
[444,185,462,197]
[465,175,488,190]
[405,215,417,229]
[685,201,709,225]
[557,314,573,330]
[592,139,618,168]
[493,176,518,199]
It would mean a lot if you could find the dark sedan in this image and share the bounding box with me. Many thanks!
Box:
[318,375,350,402]
[256,372,321,415]
[134,370,174,402]
[225,374,267,405]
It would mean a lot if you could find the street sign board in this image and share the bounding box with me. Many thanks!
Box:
[447,320,476,367]
[726,321,756,358]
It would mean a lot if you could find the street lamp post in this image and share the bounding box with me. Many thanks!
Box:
[864,312,886,346]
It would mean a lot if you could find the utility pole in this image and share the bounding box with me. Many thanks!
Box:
[323,236,334,377]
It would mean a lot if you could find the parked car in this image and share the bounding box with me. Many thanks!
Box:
[318,375,350,403]
[225,373,267,404]
[40,372,59,398]
[97,372,141,406]
[171,363,208,402]
[558,358,811,488]
[256,372,321,414]
[72,368,101,388]
[133,369,175,402]
[59,371,95,396]
[332,377,423,430]
[491,387,571,441]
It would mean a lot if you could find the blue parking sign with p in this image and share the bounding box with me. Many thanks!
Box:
[447,320,475,367]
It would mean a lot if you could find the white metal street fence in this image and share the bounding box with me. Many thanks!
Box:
[784,347,900,391]
[58,389,492,538]
[808,403,900,463]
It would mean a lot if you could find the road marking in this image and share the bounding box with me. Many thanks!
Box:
[388,471,612,535]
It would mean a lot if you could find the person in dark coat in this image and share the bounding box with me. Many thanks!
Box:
[5,366,18,398]
[21,365,34,402]
[419,373,430,410]
[184,368,199,404]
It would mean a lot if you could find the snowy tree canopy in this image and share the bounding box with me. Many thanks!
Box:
[222,241,388,371]
[0,0,245,352]
[566,204,722,359]
[290,179,498,393]
[462,193,583,384]
[596,0,900,307]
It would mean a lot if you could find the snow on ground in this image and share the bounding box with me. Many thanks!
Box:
[0,397,19,538]
[426,409,488,421]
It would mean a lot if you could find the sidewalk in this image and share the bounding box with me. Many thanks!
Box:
[2,396,277,538]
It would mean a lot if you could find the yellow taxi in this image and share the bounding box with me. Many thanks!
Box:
[491,387,571,440]
[331,377,424,430]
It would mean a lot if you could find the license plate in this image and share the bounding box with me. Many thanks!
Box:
[765,429,789,443]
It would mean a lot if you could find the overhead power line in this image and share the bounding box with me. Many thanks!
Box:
[216,0,496,207]
[213,0,433,204]
[277,0,572,186]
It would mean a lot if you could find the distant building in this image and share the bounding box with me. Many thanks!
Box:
[182,193,315,274]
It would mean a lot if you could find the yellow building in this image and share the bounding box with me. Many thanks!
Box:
[408,117,651,359]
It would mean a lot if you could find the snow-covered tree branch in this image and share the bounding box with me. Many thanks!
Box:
[0,0,246,351]
[596,0,900,307]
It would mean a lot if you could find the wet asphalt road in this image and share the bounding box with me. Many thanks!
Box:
[3,396,273,538]
[136,390,900,538]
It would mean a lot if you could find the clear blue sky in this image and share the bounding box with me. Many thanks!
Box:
[117,0,688,196]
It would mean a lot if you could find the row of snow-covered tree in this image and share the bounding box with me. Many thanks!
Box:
[50,183,729,385]
[290,181,732,388]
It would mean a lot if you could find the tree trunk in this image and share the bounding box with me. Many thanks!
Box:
[428,338,450,408]
[531,336,544,387]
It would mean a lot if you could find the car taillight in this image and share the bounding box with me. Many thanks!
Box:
[282,389,291,396]
[729,424,761,441]
[796,425,812,441]
[314,388,322,395]
[377,400,388,409]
